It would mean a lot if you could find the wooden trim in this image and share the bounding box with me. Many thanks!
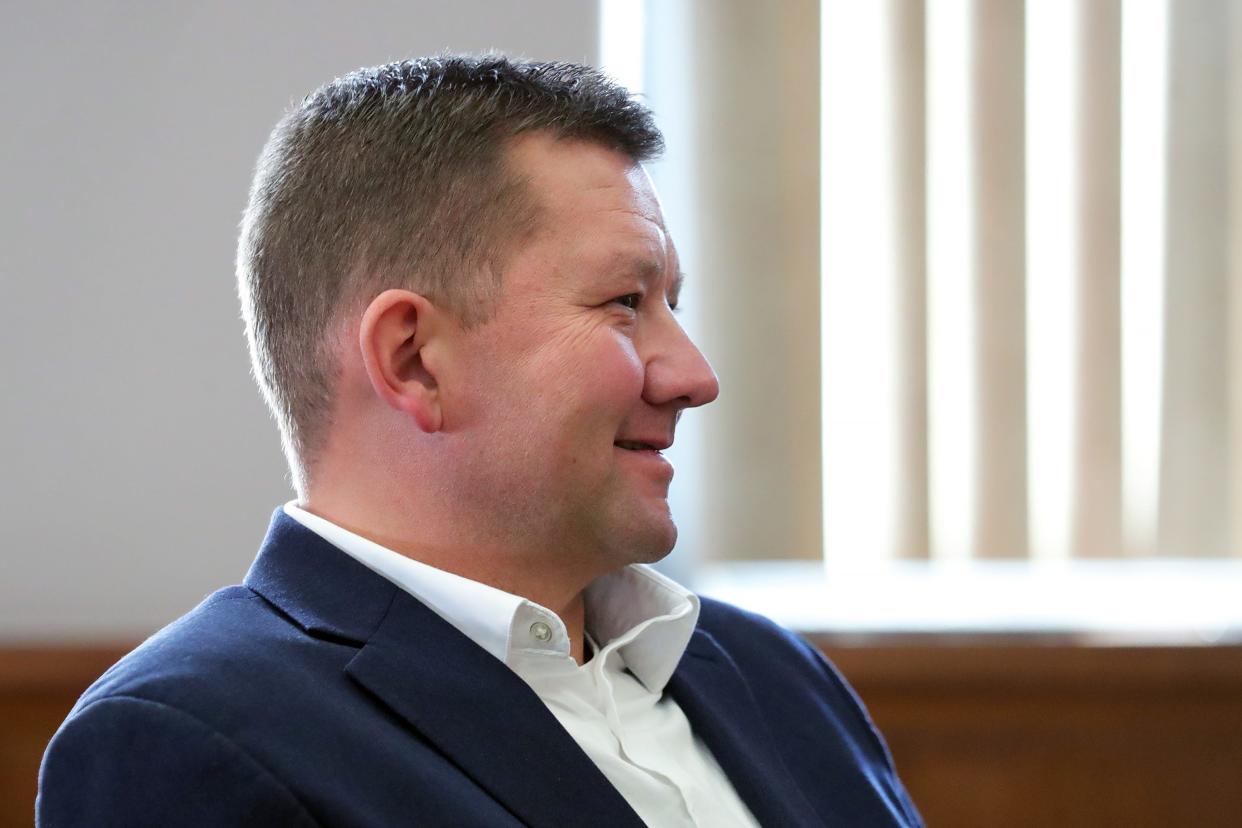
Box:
[813,637,1242,828]
[0,644,133,693]
[814,638,1242,692]
[0,643,134,827]
[8,641,1242,827]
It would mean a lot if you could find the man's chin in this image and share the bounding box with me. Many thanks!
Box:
[575,494,679,569]
[616,512,678,567]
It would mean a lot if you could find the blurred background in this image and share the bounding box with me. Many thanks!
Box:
[3,1,1240,825]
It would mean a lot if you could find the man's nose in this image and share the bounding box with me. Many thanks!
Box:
[642,313,721,410]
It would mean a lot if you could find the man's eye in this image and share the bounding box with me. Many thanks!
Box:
[612,293,642,310]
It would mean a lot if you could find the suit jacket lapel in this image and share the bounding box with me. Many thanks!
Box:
[345,591,646,828]
[244,510,644,828]
[668,630,824,828]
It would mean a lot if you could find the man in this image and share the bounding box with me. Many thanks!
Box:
[38,56,921,827]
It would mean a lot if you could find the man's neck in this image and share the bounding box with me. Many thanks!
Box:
[297,498,596,665]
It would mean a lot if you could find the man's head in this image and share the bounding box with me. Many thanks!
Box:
[237,55,664,494]
[238,55,718,582]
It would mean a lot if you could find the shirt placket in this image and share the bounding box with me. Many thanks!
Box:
[590,647,697,825]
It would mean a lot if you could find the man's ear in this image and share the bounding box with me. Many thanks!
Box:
[358,289,444,433]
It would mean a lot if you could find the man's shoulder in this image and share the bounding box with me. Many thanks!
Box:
[695,593,791,632]
[694,595,823,666]
[690,595,867,730]
[73,584,344,719]
[689,596,925,826]
[40,585,330,827]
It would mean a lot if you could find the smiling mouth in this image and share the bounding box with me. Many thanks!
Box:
[614,441,662,453]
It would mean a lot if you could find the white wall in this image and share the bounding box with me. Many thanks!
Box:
[0,1,599,640]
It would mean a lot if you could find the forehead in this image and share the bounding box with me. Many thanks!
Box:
[504,133,672,266]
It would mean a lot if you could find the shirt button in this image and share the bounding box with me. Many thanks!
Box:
[529,621,552,642]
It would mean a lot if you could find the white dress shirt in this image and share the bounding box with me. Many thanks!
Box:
[283,503,759,828]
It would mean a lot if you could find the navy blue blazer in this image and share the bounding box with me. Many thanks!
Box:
[38,510,922,827]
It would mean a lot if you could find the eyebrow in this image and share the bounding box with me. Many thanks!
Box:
[608,254,684,300]
[670,270,685,304]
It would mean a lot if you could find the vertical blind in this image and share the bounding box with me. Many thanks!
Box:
[642,0,1240,566]
[822,0,1240,565]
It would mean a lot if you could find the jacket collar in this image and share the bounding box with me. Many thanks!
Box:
[243,509,645,828]
[243,508,398,643]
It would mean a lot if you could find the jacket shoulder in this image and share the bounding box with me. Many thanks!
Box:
[73,585,342,717]
[695,595,825,667]
[39,587,335,826]
[693,595,925,827]
[694,595,872,725]
[38,694,319,827]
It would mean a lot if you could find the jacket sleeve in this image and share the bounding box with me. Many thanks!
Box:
[38,695,319,828]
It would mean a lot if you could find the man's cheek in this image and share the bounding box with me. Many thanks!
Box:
[595,342,645,398]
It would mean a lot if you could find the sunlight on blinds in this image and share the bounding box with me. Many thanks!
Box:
[1120,0,1168,557]
[630,0,1235,581]
[683,0,1242,631]
[821,1,901,569]
[819,0,1202,567]
[924,0,975,564]
[1026,0,1079,563]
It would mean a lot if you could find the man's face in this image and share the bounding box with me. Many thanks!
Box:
[441,133,719,574]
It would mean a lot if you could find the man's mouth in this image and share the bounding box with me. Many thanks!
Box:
[614,440,661,453]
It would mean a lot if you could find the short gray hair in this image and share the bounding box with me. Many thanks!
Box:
[236,55,664,494]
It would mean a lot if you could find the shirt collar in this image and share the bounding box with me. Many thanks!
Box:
[282,502,699,692]
[585,565,699,692]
